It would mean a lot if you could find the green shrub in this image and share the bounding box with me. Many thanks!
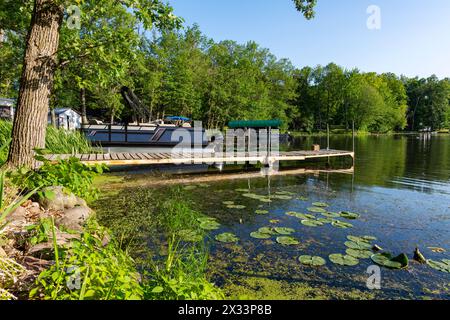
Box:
[8,156,106,202]
[29,220,143,300]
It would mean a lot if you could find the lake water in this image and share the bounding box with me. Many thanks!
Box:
[94,134,450,300]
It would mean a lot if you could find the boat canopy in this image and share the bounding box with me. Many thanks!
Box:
[165,116,191,122]
[228,120,282,129]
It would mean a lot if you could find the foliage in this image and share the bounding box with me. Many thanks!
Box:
[8,156,106,202]
[143,235,224,300]
[29,220,143,300]
[0,120,94,165]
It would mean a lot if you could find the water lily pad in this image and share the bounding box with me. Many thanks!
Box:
[272,195,293,200]
[307,207,327,213]
[250,231,272,239]
[258,198,272,203]
[346,248,373,259]
[258,227,277,235]
[242,193,261,199]
[215,233,239,243]
[235,188,250,192]
[297,196,309,201]
[197,217,217,224]
[227,204,246,209]
[255,210,269,215]
[428,247,446,253]
[347,235,374,243]
[362,236,377,241]
[317,217,334,224]
[178,229,203,242]
[345,240,373,250]
[269,219,280,224]
[329,254,359,266]
[301,220,324,227]
[276,191,295,196]
[299,255,326,267]
[371,253,408,269]
[427,259,450,273]
[274,227,295,235]
[276,236,299,246]
[199,220,221,231]
[340,211,361,220]
[222,201,235,205]
[286,212,315,220]
[321,212,341,218]
[312,202,329,208]
[331,220,353,229]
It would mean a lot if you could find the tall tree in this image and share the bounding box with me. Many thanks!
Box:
[6,0,181,168]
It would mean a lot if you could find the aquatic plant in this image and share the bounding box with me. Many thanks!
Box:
[274,227,295,235]
[307,207,327,213]
[340,211,361,220]
[199,220,221,231]
[317,217,334,224]
[222,201,234,205]
[329,254,359,266]
[286,212,315,220]
[345,240,372,250]
[331,220,353,229]
[258,227,277,235]
[301,220,324,227]
[255,210,269,215]
[345,249,373,259]
[371,253,409,269]
[427,259,450,273]
[177,229,203,243]
[215,233,239,243]
[299,255,326,267]
[297,196,309,201]
[271,195,293,200]
[321,212,341,218]
[227,204,246,209]
[250,232,272,239]
[312,202,329,208]
[276,236,299,246]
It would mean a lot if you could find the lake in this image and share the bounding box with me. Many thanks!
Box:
[94,134,450,300]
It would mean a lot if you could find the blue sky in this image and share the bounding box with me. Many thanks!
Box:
[167,0,450,79]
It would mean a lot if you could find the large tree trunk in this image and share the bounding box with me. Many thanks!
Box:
[80,88,88,124]
[7,0,64,168]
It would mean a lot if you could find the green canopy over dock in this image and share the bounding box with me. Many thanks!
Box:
[228,120,282,129]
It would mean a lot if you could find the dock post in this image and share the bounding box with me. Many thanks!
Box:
[327,124,330,151]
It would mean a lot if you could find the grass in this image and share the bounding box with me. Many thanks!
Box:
[93,186,225,300]
[0,120,94,165]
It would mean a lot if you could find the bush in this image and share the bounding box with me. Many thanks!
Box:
[29,220,143,300]
[8,156,106,202]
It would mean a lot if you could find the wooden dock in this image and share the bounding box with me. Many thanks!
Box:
[45,149,355,167]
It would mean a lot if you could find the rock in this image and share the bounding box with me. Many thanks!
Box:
[28,232,79,259]
[39,186,78,211]
[56,206,92,231]
[6,206,27,223]
[76,197,87,207]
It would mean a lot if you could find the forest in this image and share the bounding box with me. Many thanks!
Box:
[1,1,449,133]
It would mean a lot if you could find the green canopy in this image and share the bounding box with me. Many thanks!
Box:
[228,120,282,129]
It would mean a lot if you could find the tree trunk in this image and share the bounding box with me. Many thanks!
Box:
[0,29,4,47]
[50,108,56,127]
[80,88,88,124]
[7,0,64,168]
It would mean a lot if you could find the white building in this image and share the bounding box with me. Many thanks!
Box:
[48,108,82,130]
[0,98,15,120]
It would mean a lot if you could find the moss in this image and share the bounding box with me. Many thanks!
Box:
[224,277,376,300]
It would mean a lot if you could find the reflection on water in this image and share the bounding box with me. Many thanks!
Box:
[96,134,450,299]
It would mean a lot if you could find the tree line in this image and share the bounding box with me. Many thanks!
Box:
[0,0,448,167]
